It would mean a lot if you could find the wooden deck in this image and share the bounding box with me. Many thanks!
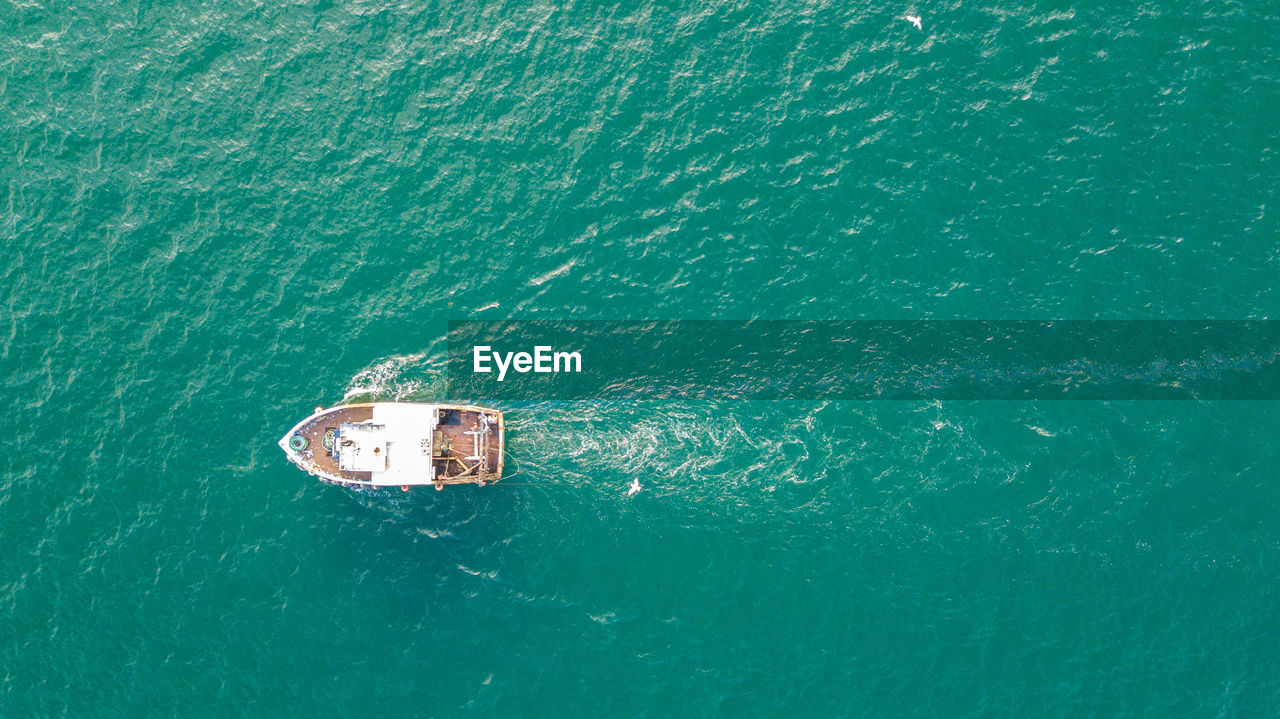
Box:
[432,407,503,485]
[293,405,374,483]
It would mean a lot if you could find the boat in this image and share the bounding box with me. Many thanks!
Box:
[278,403,504,490]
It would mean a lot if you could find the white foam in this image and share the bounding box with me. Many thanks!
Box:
[343,353,426,401]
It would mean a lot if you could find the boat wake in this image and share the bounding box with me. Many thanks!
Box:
[502,402,834,505]
[342,353,444,403]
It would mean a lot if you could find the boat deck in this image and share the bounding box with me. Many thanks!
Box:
[293,405,374,482]
[432,407,503,484]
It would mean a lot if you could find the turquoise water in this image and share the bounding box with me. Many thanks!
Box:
[4,0,1280,716]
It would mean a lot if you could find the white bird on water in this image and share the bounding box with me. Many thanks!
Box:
[627,478,642,497]
[904,14,923,30]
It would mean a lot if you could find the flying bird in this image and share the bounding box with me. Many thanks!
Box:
[904,14,923,30]
[627,478,642,497]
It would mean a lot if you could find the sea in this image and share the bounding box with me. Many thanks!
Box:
[3,0,1279,716]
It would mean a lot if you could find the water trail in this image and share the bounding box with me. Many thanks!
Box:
[341,353,449,403]
[501,401,838,503]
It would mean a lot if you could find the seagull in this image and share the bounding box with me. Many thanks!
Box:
[627,478,642,497]
[904,14,923,30]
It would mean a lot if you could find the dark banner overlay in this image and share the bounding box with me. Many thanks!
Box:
[446,321,1280,400]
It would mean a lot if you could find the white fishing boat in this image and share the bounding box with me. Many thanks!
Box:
[279,403,503,490]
